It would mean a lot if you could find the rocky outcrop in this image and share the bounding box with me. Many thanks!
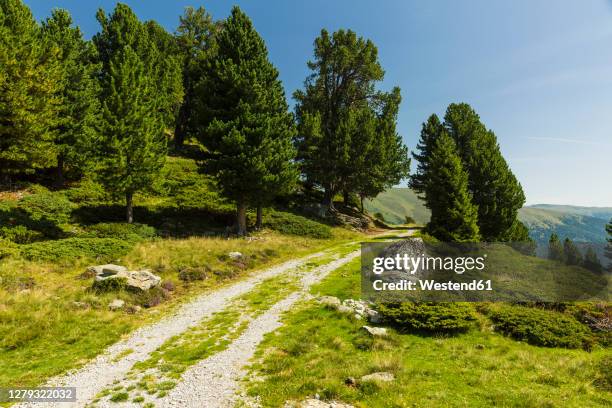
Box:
[88,264,161,291]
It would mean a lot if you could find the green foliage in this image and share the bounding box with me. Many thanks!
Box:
[295,29,408,208]
[17,187,75,225]
[0,225,43,243]
[84,223,156,241]
[0,237,19,259]
[377,302,476,333]
[196,6,297,234]
[0,0,61,175]
[178,266,209,282]
[548,233,564,262]
[262,211,332,239]
[174,6,218,147]
[563,237,583,265]
[606,218,612,267]
[41,8,100,183]
[91,277,127,293]
[582,246,603,274]
[424,133,480,242]
[20,237,132,262]
[485,304,592,349]
[63,177,108,205]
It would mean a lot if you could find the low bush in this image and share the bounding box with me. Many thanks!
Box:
[178,266,209,282]
[485,304,592,349]
[20,238,132,263]
[84,223,157,242]
[0,238,19,259]
[92,277,128,293]
[132,286,170,308]
[64,177,108,204]
[0,225,44,244]
[378,302,476,333]
[262,210,332,239]
[18,186,75,225]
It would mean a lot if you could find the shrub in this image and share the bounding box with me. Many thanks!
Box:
[18,187,75,225]
[374,212,386,222]
[64,177,107,204]
[92,277,128,293]
[404,216,415,224]
[178,266,209,282]
[262,211,332,239]
[378,302,476,333]
[20,238,132,262]
[485,304,592,349]
[133,286,169,308]
[0,238,19,259]
[84,223,157,242]
[0,225,44,244]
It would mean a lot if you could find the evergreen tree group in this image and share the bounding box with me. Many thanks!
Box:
[411,103,528,243]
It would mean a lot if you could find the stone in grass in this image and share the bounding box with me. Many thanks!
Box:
[318,296,341,308]
[228,251,243,260]
[335,305,353,315]
[360,371,395,383]
[366,309,382,324]
[109,299,125,311]
[90,264,161,291]
[361,325,388,337]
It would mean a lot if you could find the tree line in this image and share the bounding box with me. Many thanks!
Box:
[0,1,410,234]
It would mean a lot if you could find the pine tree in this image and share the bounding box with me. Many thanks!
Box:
[174,6,218,148]
[196,7,297,235]
[0,0,61,178]
[563,237,583,266]
[443,103,525,240]
[94,4,182,132]
[409,114,443,197]
[41,9,100,185]
[583,246,603,274]
[424,133,480,242]
[294,29,385,210]
[548,233,564,262]
[96,46,166,223]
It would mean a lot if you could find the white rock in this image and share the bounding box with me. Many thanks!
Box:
[366,309,382,323]
[360,372,394,383]
[90,264,161,291]
[361,325,388,337]
[318,296,341,308]
[109,299,125,311]
[228,251,243,260]
[335,305,353,314]
[285,399,355,408]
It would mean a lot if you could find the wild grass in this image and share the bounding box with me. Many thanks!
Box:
[244,258,612,407]
[0,230,362,388]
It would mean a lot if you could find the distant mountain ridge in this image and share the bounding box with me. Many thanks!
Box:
[366,188,610,245]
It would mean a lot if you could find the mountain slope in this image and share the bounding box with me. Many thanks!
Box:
[364,188,429,225]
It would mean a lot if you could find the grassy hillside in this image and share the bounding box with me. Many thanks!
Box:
[364,188,429,225]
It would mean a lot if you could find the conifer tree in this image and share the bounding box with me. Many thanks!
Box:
[41,9,100,185]
[563,237,583,266]
[97,46,166,223]
[440,104,525,240]
[424,133,480,242]
[583,246,603,274]
[548,233,564,262]
[174,6,218,148]
[94,4,182,132]
[606,218,612,268]
[0,0,61,178]
[409,114,443,197]
[294,29,385,210]
[196,7,297,235]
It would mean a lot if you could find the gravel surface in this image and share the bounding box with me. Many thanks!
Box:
[14,251,330,408]
[158,250,361,408]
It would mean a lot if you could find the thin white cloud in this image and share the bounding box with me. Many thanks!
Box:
[524,136,610,146]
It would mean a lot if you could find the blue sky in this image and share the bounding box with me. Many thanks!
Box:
[28,0,612,207]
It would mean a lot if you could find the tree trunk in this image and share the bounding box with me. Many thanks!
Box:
[360,195,364,213]
[343,190,350,206]
[323,187,335,212]
[255,205,263,229]
[126,191,134,224]
[236,200,247,235]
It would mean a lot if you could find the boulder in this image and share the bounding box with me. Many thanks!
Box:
[361,325,388,337]
[89,264,161,291]
[109,299,125,311]
[318,296,341,308]
[366,309,382,324]
[335,305,353,315]
[284,399,355,408]
[360,372,394,383]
